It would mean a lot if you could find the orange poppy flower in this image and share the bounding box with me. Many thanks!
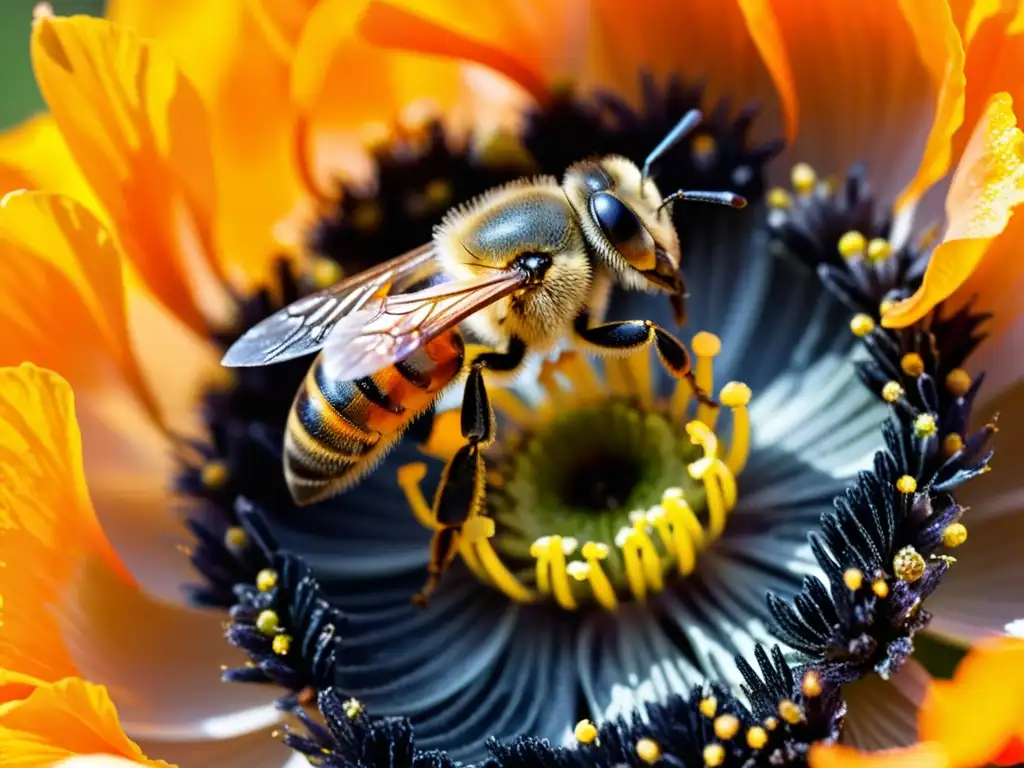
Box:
[1,1,1023,766]
[810,636,1024,768]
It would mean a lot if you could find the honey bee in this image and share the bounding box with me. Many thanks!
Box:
[222,109,746,605]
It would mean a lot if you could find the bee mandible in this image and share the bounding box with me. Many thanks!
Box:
[222,109,747,606]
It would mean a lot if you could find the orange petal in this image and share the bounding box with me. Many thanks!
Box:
[740,0,948,202]
[0,676,172,767]
[919,637,1024,768]
[0,115,96,207]
[883,92,1024,327]
[0,191,162,429]
[0,364,133,684]
[246,0,320,60]
[31,15,222,335]
[893,0,966,214]
[808,743,950,768]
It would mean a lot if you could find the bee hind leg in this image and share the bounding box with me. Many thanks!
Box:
[573,312,717,408]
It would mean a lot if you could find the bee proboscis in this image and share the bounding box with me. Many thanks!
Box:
[223,109,747,606]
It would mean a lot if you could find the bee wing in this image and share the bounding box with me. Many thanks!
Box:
[221,244,439,367]
[320,270,529,383]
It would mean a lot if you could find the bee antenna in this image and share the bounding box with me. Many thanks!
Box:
[657,189,748,212]
[641,109,703,183]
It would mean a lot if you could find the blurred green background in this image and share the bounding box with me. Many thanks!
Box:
[0,0,105,130]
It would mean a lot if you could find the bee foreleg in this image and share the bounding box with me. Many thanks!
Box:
[572,312,717,408]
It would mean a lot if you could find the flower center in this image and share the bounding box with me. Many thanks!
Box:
[398,333,752,611]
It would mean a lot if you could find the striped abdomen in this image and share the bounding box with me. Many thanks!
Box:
[284,330,465,505]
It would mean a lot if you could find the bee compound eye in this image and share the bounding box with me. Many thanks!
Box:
[589,192,655,270]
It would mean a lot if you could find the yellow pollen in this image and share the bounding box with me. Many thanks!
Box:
[224,526,248,553]
[764,717,778,731]
[896,475,918,494]
[843,568,864,591]
[850,314,875,337]
[351,200,382,233]
[942,522,968,548]
[913,413,938,438]
[882,381,905,403]
[943,433,964,456]
[747,727,768,750]
[866,238,893,264]
[767,187,792,209]
[692,134,717,160]
[699,696,718,718]
[801,671,823,698]
[310,257,344,289]
[703,743,726,767]
[901,353,925,377]
[636,738,662,764]
[879,298,898,316]
[574,719,598,745]
[791,163,817,195]
[344,698,363,719]
[255,609,279,636]
[872,578,890,598]
[256,568,278,592]
[714,714,740,740]
[201,459,229,489]
[894,546,926,582]
[837,231,867,259]
[945,368,972,397]
[692,331,722,358]
[272,634,292,655]
[778,699,803,725]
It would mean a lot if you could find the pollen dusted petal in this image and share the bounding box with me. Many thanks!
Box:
[0,191,162,427]
[0,114,95,205]
[30,15,223,334]
[739,0,942,202]
[0,364,132,685]
[883,93,1024,328]
[0,677,171,767]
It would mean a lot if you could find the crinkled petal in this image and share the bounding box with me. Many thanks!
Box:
[31,15,225,333]
[883,92,1024,328]
[0,364,133,683]
[0,676,171,767]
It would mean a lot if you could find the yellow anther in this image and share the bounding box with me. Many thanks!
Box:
[767,187,792,209]
[879,298,898,316]
[714,714,740,740]
[699,696,718,718]
[896,475,918,494]
[201,459,229,489]
[351,201,382,233]
[881,381,905,403]
[574,719,599,745]
[703,743,725,767]
[801,671,823,698]
[692,134,717,160]
[311,257,343,289]
[224,526,248,553]
[850,314,875,337]
[720,381,751,408]
[616,527,648,603]
[764,717,778,731]
[778,699,803,725]
[946,368,972,397]
[894,546,926,583]
[791,163,817,195]
[872,578,890,598]
[636,738,662,764]
[272,634,292,656]
[343,698,363,719]
[747,726,768,749]
[256,568,278,592]
[719,382,752,476]
[913,413,938,438]
[901,353,925,377]
[943,433,964,456]
[577,541,617,610]
[866,238,893,264]
[837,231,867,259]
[692,331,722,358]
[255,609,279,636]
[843,568,864,591]
[942,522,968,548]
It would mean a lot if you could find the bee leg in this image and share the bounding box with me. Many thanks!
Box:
[573,312,717,408]
[412,338,527,607]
